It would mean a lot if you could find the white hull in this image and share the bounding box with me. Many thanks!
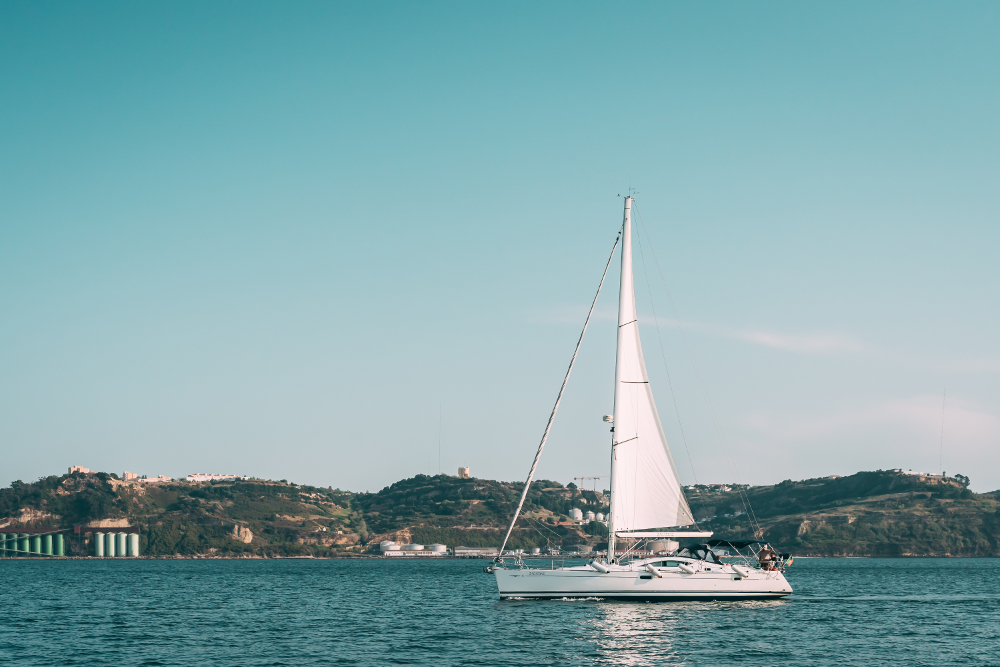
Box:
[495,561,792,601]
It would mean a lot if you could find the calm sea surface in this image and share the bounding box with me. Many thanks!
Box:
[2,557,998,666]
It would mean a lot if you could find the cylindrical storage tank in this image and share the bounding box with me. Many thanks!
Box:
[55,534,65,557]
[531,547,541,555]
[596,513,604,521]
[105,532,115,558]
[0,533,6,556]
[94,532,105,557]
[379,540,398,552]
[128,533,139,558]
[401,544,424,551]
[570,508,583,520]
[43,534,53,555]
[427,543,447,553]
[115,533,126,557]
[30,535,41,554]
[19,534,29,554]
[585,511,596,521]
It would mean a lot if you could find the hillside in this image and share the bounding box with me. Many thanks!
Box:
[0,472,609,557]
[0,473,358,557]
[688,471,1000,556]
[1,469,998,557]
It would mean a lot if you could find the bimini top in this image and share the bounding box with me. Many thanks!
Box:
[676,545,722,563]
[707,539,769,550]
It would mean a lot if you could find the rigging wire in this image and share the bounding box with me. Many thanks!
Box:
[633,228,701,530]
[497,228,623,558]
[522,514,566,543]
[634,203,762,538]
[631,215,700,489]
[632,202,763,538]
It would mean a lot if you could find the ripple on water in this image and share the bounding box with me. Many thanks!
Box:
[1,558,999,666]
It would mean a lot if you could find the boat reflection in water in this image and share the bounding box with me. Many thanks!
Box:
[584,596,790,664]
[586,604,681,665]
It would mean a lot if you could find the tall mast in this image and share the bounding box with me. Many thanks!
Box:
[607,195,632,561]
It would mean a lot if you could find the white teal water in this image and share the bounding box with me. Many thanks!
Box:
[2,558,998,665]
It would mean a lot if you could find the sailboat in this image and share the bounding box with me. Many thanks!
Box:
[492,196,793,600]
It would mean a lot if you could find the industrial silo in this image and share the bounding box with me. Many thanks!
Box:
[427,544,447,553]
[105,532,115,558]
[42,534,53,556]
[18,533,29,554]
[128,533,139,557]
[115,533,126,557]
[570,508,583,521]
[94,532,105,557]
[55,534,65,557]
[30,535,41,554]
[0,533,6,556]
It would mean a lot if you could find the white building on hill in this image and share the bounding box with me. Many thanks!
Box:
[186,473,245,482]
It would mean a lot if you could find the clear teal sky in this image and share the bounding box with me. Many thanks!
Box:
[2,2,998,492]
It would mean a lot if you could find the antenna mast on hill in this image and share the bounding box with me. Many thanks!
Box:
[939,389,946,475]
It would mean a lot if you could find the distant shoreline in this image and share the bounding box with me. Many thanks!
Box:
[2,554,996,561]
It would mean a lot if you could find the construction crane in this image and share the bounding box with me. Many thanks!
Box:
[574,476,607,492]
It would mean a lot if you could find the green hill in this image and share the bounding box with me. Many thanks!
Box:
[1,469,997,557]
[688,471,1000,556]
[0,473,357,557]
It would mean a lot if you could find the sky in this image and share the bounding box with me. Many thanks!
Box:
[2,2,998,493]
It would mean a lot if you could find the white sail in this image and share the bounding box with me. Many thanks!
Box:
[609,198,695,536]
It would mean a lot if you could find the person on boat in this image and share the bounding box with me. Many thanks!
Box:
[758,546,776,570]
